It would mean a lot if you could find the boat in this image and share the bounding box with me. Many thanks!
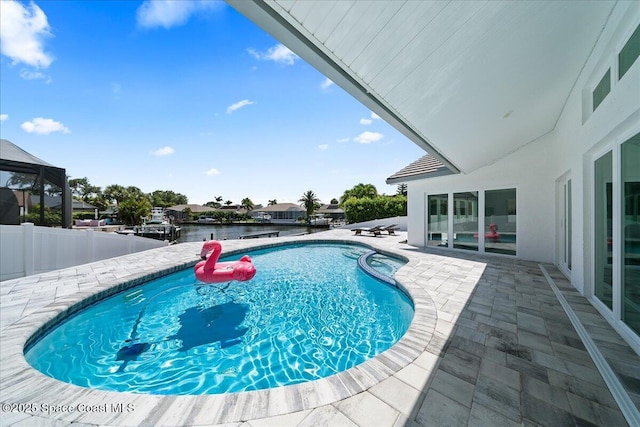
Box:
[309,214,331,226]
[134,207,181,242]
[253,212,272,223]
[198,216,216,223]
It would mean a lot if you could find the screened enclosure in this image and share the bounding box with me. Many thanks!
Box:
[0,139,72,228]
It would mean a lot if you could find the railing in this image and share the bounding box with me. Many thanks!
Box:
[0,223,167,281]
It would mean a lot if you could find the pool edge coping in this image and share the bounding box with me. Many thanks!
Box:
[0,234,437,425]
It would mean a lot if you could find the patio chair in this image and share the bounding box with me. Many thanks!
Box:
[382,224,399,235]
[352,225,383,236]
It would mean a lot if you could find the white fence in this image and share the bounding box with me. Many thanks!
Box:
[0,223,167,281]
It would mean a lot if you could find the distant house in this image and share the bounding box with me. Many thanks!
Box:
[165,204,214,222]
[316,204,345,222]
[252,203,305,224]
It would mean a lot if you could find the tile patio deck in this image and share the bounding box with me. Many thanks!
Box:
[1,229,638,426]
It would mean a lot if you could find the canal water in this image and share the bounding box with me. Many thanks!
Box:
[176,223,325,243]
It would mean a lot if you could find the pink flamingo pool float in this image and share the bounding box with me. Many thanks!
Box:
[195,240,256,283]
[474,223,501,241]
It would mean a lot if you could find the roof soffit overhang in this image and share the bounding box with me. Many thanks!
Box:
[226,0,460,174]
[227,1,617,175]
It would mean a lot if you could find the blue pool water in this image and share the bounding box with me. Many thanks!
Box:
[25,243,413,395]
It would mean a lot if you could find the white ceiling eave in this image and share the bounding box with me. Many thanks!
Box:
[227,0,461,174]
[227,0,616,174]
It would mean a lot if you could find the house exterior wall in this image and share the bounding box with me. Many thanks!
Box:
[407,2,639,350]
[409,2,638,261]
[408,131,557,262]
[552,2,640,297]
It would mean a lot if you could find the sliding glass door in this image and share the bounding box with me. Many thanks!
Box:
[594,151,613,309]
[426,189,516,255]
[485,189,517,255]
[557,175,572,275]
[594,132,640,339]
[453,192,478,251]
[622,135,640,335]
[427,194,448,247]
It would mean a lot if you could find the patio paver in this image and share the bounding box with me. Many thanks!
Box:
[1,229,638,426]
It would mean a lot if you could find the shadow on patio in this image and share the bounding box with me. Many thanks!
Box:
[392,246,638,426]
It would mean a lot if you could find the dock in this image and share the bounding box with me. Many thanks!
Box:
[239,230,280,239]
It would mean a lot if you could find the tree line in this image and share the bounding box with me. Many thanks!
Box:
[68,177,407,225]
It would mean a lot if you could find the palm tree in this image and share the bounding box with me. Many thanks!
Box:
[241,197,254,213]
[339,183,378,204]
[103,184,128,205]
[268,199,278,206]
[299,190,321,219]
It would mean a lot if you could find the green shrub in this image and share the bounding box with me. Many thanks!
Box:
[342,195,406,223]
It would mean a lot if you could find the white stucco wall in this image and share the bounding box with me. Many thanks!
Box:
[407,1,640,282]
[549,1,640,294]
[407,130,558,263]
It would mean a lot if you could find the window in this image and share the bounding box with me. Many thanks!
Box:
[453,192,478,251]
[619,24,640,80]
[485,189,517,255]
[426,189,516,255]
[592,69,611,111]
[594,151,613,309]
[427,194,448,247]
[558,175,572,275]
[622,134,640,335]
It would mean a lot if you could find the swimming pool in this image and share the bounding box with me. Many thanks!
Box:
[25,243,413,395]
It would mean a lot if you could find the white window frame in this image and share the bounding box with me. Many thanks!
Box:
[424,186,518,257]
[589,126,640,354]
[556,171,572,278]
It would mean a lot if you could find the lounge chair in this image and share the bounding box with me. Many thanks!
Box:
[382,224,399,235]
[352,225,383,236]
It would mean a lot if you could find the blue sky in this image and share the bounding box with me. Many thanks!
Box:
[0,0,424,206]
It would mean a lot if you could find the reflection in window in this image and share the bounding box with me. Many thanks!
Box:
[428,194,448,247]
[595,151,613,309]
[453,192,478,251]
[622,133,640,335]
[484,189,516,255]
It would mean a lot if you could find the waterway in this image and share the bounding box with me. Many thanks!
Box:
[176,223,326,243]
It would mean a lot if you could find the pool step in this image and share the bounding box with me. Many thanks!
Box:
[357,251,397,287]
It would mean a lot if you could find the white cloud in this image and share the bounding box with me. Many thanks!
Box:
[0,114,8,121]
[136,0,222,29]
[226,99,254,114]
[0,0,53,69]
[336,137,350,143]
[205,168,221,176]
[321,78,334,91]
[318,144,329,151]
[152,146,174,156]
[20,69,51,83]
[21,117,70,135]
[247,43,297,65]
[354,131,383,144]
[359,118,373,125]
